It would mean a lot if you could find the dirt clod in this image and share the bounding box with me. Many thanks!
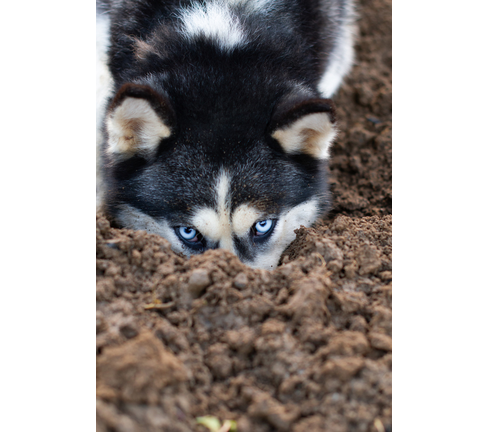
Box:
[97,332,187,405]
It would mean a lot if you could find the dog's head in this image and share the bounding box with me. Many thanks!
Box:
[102,82,336,269]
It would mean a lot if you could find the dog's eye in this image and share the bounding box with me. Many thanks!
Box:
[177,227,199,242]
[175,226,206,251]
[253,220,276,238]
[174,226,207,252]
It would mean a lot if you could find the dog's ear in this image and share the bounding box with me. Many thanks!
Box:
[105,83,175,159]
[269,96,337,160]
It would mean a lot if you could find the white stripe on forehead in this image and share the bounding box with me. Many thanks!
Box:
[192,171,233,250]
[216,170,231,218]
[191,171,262,249]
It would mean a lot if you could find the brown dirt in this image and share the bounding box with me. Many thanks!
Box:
[96,1,392,431]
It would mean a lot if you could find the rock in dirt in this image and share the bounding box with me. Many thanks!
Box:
[186,268,212,298]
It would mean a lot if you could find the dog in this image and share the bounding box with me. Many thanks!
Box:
[97,0,355,269]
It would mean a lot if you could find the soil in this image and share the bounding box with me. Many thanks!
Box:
[96,1,392,431]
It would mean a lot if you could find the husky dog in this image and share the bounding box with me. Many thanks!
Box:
[97,0,355,269]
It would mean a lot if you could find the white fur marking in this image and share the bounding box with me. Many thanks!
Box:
[272,112,336,160]
[106,98,171,156]
[192,208,222,241]
[192,171,235,251]
[232,203,261,237]
[96,13,114,209]
[246,199,320,270]
[179,1,246,50]
[318,16,356,97]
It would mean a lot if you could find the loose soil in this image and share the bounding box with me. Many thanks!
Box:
[96,1,392,431]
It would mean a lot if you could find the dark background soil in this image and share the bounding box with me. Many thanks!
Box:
[96,0,392,431]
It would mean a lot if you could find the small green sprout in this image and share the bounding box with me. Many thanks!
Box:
[196,416,237,432]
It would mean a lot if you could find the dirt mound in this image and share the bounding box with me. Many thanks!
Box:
[96,0,392,431]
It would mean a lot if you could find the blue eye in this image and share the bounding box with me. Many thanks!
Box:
[254,220,274,236]
[178,227,198,241]
[174,226,206,251]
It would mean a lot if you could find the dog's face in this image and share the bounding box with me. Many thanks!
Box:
[102,83,336,269]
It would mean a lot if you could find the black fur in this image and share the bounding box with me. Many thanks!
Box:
[98,0,352,263]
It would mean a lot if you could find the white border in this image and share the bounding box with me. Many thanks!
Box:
[2,1,94,431]
[395,1,489,430]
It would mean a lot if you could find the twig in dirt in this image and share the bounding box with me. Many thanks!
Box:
[313,252,327,268]
[143,301,175,310]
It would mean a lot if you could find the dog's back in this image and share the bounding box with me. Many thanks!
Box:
[97,0,355,269]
